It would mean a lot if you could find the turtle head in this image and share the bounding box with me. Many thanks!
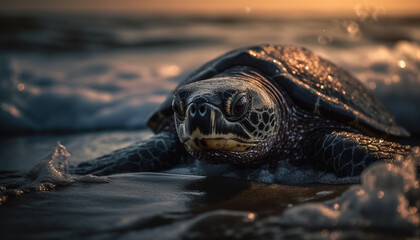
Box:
[172,71,280,165]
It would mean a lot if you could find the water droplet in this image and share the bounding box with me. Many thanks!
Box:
[354,4,386,21]
[17,83,25,91]
[377,190,384,199]
[327,75,333,82]
[398,60,406,68]
[346,21,360,35]
[333,203,340,210]
[247,212,255,220]
[317,35,333,45]
[368,82,376,89]
[355,4,370,20]
[248,50,257,57]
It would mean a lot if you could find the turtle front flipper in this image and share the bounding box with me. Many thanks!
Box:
[70,131,189,176]
[311,131,412,177]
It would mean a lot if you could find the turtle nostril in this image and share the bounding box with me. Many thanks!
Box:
[199,105,206,115]
[190,105,196,116]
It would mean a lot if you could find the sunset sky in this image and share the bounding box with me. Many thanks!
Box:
[1,0,420,17]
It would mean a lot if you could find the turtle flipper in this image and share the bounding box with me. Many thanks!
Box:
[70,131,188,175]
[311,131,412,177]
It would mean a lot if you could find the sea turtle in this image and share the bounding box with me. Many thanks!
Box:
[73,44,413,177]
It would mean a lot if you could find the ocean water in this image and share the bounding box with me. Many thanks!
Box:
[0,13,419,239]
[1,14,420,135]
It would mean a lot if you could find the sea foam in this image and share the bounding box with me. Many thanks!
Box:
[271,149,420,233]
[178,150,420,238]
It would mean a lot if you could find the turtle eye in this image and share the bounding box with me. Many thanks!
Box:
[172,98,184,120]
[231,93,249,117]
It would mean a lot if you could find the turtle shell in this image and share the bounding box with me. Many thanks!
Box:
[148,44,409,137]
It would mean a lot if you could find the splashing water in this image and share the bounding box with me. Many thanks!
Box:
[265,151,420,234]
[25,141,74,186]
[0,142,109,205]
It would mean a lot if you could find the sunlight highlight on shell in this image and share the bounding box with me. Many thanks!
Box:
[398,60,406,69]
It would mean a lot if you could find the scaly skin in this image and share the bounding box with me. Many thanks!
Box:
[311,131,412,177]
[71,131,188,176]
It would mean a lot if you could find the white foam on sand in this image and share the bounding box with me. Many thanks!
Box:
[268,149,420,233]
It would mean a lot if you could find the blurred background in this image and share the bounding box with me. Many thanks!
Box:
[1,0,420,136]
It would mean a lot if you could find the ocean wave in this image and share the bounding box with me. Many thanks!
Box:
[341,41,420,135]
[1,14,419,136]
[0,15,224,53]
[0,56,178,133]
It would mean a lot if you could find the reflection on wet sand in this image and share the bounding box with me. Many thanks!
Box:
[184,176,349,215]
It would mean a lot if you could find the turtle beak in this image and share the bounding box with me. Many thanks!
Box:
[179,102,256,152]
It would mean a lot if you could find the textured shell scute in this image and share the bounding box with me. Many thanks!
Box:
[259,45,407,136]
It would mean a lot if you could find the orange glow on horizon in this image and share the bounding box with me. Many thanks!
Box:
[1,0,420,17]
